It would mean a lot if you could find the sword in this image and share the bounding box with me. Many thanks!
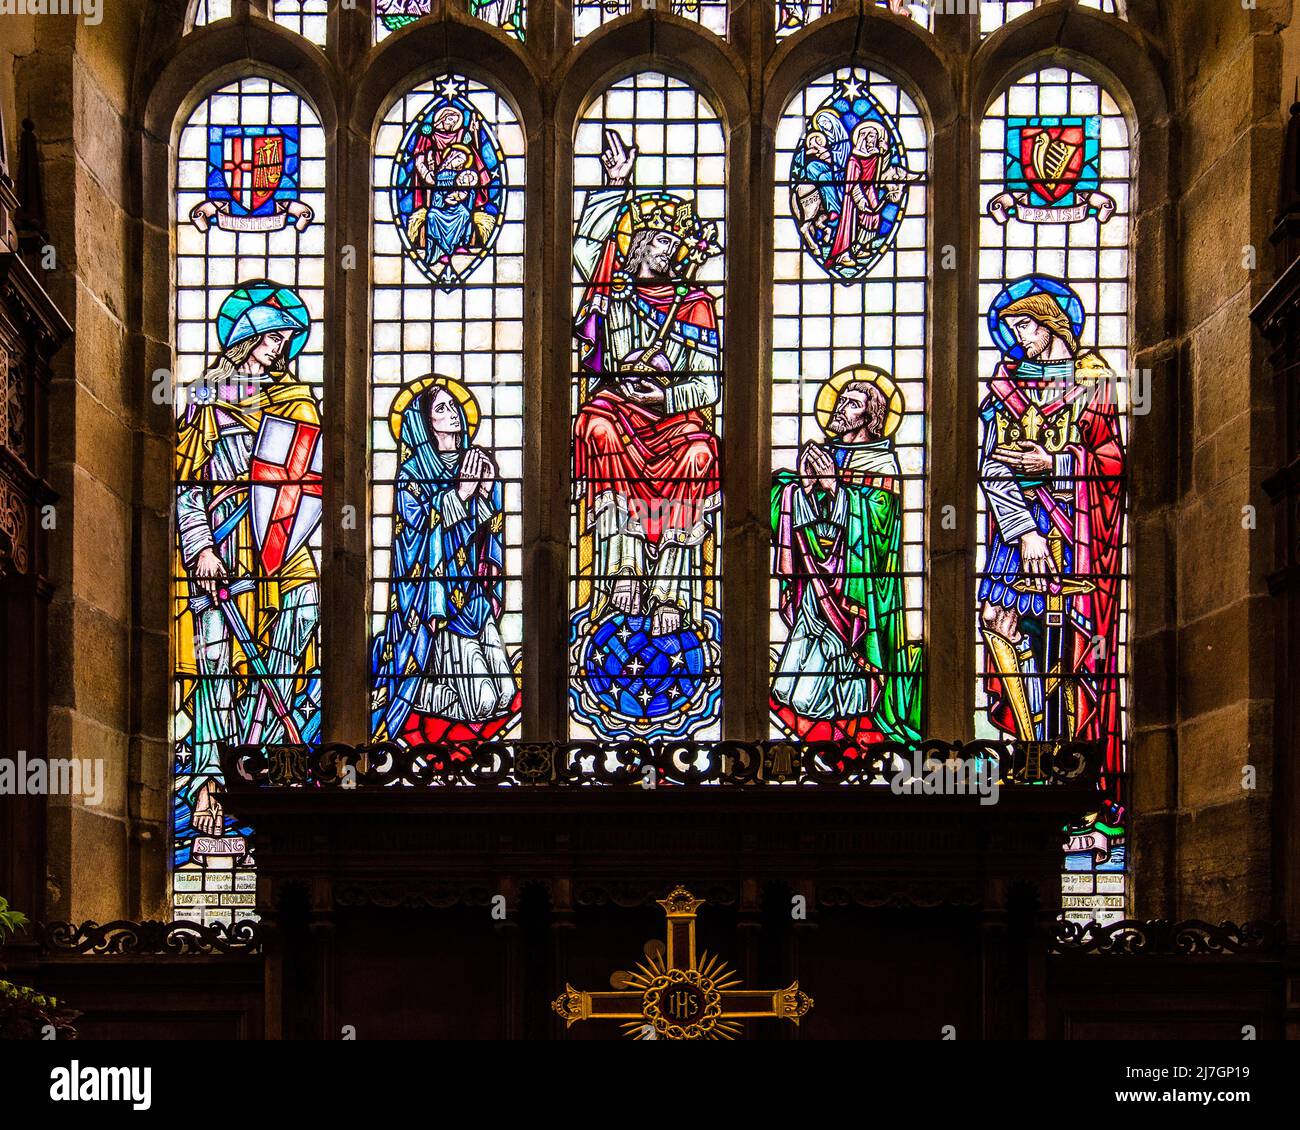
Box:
[616,217,721,389]
[190,578,304,745]
[1013,528,1093,739]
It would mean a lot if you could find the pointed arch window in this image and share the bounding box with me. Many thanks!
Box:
[271,0,330,47]
[875,1,932,30]
[369,76,526,745]
[469,0,527,39]
[776,1,830,38]
[976,66,1131,923]
[142,2,1163,928]
[574,2,728,43]
[980,0,1127,38]
[171,77,326,920]
[376,1,526,42]
[376,0,433,40]
[770,67,928,744]
[191,0,232,28]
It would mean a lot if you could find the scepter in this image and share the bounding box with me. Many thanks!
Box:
[622,208,722,383]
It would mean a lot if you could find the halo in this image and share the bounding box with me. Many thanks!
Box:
[388,374,481,443]
[814,364,905,439]
[987,275,1086,357]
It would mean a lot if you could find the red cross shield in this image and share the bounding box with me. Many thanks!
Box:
[223,132,285,215]
[249,413,323,575]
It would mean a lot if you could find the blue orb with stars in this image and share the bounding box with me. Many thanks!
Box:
[583,614,708,722]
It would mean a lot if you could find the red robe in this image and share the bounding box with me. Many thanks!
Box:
[981,354,1125,793]
[573,282,720,548]
[829,153,882,261]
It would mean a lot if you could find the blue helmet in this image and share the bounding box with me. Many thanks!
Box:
[216,281,312,358]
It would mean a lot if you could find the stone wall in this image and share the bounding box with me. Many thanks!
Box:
[8,0,161,920]
[1155,0,1287,922]
[0,13,35,175]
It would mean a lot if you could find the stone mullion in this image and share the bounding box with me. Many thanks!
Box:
[721,110,763,740]
[531,89,571,740]
[925,0,977,745]
[541,0,567,55]
[733,0,768,744]
[1127,107,1177,919]
[924,68,976,742]
[323,101,371,745]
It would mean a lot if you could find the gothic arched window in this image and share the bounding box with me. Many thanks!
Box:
[171,77,326,920]
[191,0,232,28]
[270,0,330,46]
[777,2,830,39]
[569,72,727,741]
[375,2,527,42]
[158,0,1160,924]
[574,2,728,42]
[980,0,1127,38]
[771,67,928,743]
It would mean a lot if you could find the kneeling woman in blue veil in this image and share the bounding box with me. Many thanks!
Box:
[371,376,516,743]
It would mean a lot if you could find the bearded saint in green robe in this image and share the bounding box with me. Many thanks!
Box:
[771,376,922,744]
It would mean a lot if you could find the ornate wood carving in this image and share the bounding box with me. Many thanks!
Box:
[1053,919,1283,956]
[219,738,1106,789]
[38,919,262,956]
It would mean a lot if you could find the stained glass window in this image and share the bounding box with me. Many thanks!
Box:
[569,72,726,741]
[776,1,829,38]
[981,0,1126,38]
[370,76,525,745]
[977,67,1130,923]
[375,1,526,42]
[875,0,933,30]
[271,0,330,47]
[375,0,432,39]
[771,68,927,745]
[574,1,728,43]
[172,77,326,921]
[191,0,232,27]
[980,0,1035,36]
[470,0,527,39]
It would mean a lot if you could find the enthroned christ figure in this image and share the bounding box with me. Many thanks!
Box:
[572,128,723,637]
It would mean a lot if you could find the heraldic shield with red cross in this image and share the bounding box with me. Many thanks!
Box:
[250,414,323,575]
[224,131,284,214]
[193,125,311,233]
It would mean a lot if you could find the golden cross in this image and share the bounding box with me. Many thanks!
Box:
[551,886,813,1040]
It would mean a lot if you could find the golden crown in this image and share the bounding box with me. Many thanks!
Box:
[629,195,702,242]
